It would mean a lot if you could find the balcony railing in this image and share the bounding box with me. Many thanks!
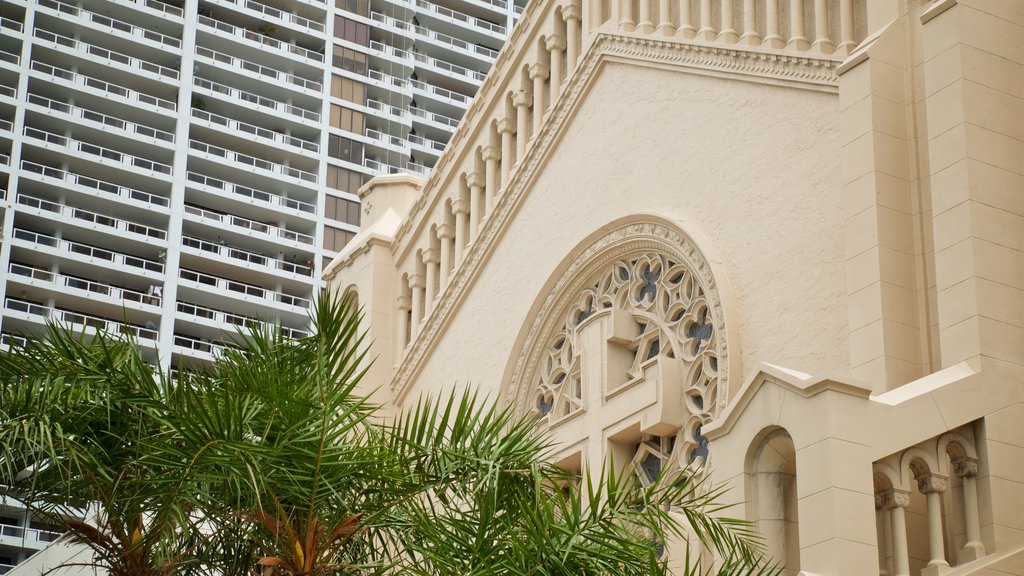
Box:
[33,28,179,80]
[196,15,323,62]
[364,158,429,176]
[179,268,312,308]
[184,204,315,245]
[407,132,448,153]
[182,234,313,277]
[193,76,319,122]
[21,161,169,207]
[37,0,181,48]
[185,171,316,214]
[191,109,317,152]
[195,45,321,91]
[414,0,506,35]
[366,98,407,119]
[364,128,406,149]
[368,39,410,61]
[410,78,470,104]
[30,61,176,111]
[27,93,175,143]
[177,300,310,339]
[0,16,22,33]
[126,0,183,17]
[411,51,487,83]
[11,228,164,274]
[24,127,173,175]
[0,84,15,98]
[211,0,325,33]
[9,263,160,306]
[4,298,159,341]
[365,68,407,90]
[17,193,167,240]
[0,50,19,65]
[409,106,460,129]
[189,139,316,183]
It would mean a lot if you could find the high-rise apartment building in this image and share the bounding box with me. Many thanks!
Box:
[0,0,519,568]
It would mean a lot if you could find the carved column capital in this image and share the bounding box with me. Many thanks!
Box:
[436,223,455,239]
[422,248,440,264]
[397,295,412,310]
[545,33,567,52]
[496,116,516,134]
[481,144,501,162]
[512,89,532,107]
[917,474,949,494]
[953,457,979,478]
[528,63,550,80]
[561,0,582,21]
[409,273,425,289]
[451,196,470,214]
[878,488,911,510]
[466,170,484,189]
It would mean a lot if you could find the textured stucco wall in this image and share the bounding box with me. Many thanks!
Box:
[404,61,848,405]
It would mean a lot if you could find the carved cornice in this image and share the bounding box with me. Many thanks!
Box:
[388,29,841,401]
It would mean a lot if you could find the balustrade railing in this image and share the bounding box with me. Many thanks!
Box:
[30,61,176,110]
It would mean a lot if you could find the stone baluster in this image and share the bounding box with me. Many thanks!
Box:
[678,0,695,37]
[512,90,531,161]
[788,0,809,50]
[618,0,634,31]
[438,223,454,281]
[564,1,582,71]
[740,0,760,44]
[452,195,470,265]
[656,0,672,35]
[423,248,439,312]
[697,0,715,40]
[497,117,516,187]
[638,0,653,33]
[917,475,951,572]
[718,0,736,42]
[482,145,500,214]
[954,457,986,561]
[467,170,484,241]
[883,489,912,576]
[396,294,411,354]
[529,64,549,135]
[409,273,425,338]
[838,0,856,54]
[546,34,566,98]
[811,0,833,52]
[764,0,783,47]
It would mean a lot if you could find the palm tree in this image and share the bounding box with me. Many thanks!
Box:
[0,291,778,576]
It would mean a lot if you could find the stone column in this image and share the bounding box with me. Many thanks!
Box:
[409,273,425,339]
[497,117,516,188]
[883,489,912,576]
[678,0,695,37]
[787,0,809,50]
[452,196,470,265]
[396,294,411,356]
[811,0,833,52]
[545,34,566,99]
[563,2,581,71]
[656,0,672,35]
[437,223,454,281]
[838,0,855,54]
[512,90,531,162]
[917,475,950,574]
[954,457,985,562]
[637,0,653,33]
[467,170,484,241]
[423,248,439,313]
[482,145,500,214]
[764,0,783,48]
[529,63,549,136]
[875,493,889,576]
[740,0,760,44]
[697,0,715,40]
[717,0,736,42]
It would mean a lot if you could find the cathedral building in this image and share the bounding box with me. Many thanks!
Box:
[325,0,1024,574]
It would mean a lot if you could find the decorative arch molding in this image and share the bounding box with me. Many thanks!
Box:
[502,216,737,452]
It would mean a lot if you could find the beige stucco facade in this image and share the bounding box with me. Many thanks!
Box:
[325,0,1024,574]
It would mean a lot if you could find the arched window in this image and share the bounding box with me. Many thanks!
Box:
[746,428,800,575]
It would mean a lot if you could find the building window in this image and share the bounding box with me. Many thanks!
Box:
[324,226,356,252]
[326,165,366,194]
[330,105,365,133]
[335,0,368,17]
[328,135,363,164]
[334,16,369,45]
[331,76,366,104]
[325,195,361,226]
[332,46,367,75]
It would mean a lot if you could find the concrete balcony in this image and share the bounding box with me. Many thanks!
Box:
[191,108,317,153]
[412,51,487,84]
[3,297,159,343]
[407,132,448,156]
[26,93,175,147]
[36,0,182,51]
[188,139,317,186]
[20,161,170,209]
[178,267,311,311]
[196,15,323,63]
[206,0,325,36]
[29,61,176,112]
[184,203,314,247]
[194,45,321,93]
[10,228,164,277]
[33,28,179,83]
[23,127,173,178]
[8,263,162,311]
[185,171,316,218]
[121,0,184,19]
[414,0,506,37]
[15,192,167,243]
[193,76,319,123]
[176,300,310,339]
[409,105,460,131]
[181,234,314,278]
